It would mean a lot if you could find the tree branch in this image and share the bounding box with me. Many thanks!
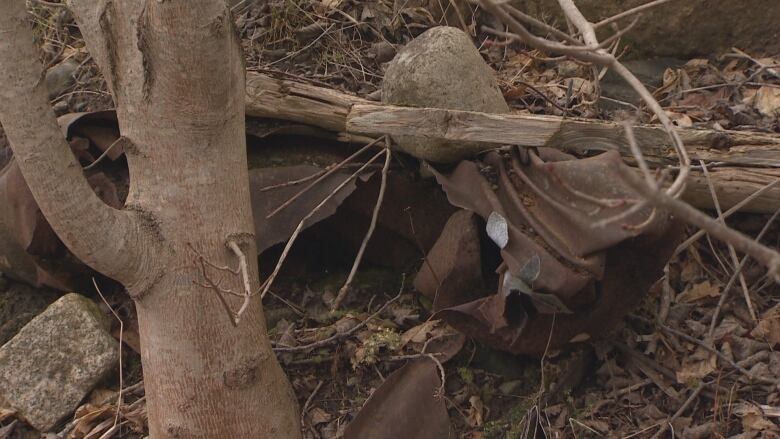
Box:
[0,1,160,290]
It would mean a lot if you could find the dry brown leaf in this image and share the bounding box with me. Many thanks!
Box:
[401,320,440,346]
[754,86,780,116]
[676,280,720,303]
[309,407,332,426]
[321,0,342,9]
[466,395,484,427]
[676,351,717,383]
[751,303,780,347]
[666,111,693,128]
[680,259,701,283]
[68,404,113,439]
[735,404,780,434]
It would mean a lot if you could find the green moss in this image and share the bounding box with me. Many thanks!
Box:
[458,367,475,384]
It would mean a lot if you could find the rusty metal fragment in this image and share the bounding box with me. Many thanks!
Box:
[343,358,453,439]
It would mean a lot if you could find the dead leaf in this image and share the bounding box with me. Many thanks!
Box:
[308,407,332,426]
[343,358,452,439]
[751,303,780,347]
[320,0,342,9]
[400,320,465,362]
[676,350,717,383]
[735,403,780,434]
[466,395,484,427]
[401,320,440,346]
[754,86,780,116]
[666,111,694,128]
[676,280,720,303]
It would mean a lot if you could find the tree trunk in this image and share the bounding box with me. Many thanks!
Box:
[0,1,300,438]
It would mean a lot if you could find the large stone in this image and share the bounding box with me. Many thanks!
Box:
[511,0,780,58]
[0,293,118,432]
[382,26,509,162]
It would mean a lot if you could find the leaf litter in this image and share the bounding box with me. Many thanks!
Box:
[1,1,779,438]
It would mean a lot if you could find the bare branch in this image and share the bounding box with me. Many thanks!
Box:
[674,179,780,254]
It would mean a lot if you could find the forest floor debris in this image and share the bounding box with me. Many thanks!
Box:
[0,1,778,438]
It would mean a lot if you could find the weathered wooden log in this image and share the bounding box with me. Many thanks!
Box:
[245,72,780,213]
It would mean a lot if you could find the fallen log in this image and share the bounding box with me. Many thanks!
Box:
[245,72,780,213]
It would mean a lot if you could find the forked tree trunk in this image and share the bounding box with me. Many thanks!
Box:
[0,1,300,437]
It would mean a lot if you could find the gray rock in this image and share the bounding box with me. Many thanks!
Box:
[0,293,118,432]
[0,283,62,345]
[44,59,78,100]
[382,26,509,162]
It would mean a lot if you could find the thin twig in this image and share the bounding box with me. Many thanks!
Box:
[708,206,780,337]
[227,240,254,325]
[83,137,123,171]
[258,169,326,192]
[674,179,780,255]
[333,144,392,310]
[699,160,756,321]
[503,4,581,45]
[660,324,778,386]
[300,380,324,430]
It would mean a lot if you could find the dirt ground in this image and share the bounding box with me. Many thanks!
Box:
[1,1,779,438]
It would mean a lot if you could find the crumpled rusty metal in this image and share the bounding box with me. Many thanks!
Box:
[415,147,681,356]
